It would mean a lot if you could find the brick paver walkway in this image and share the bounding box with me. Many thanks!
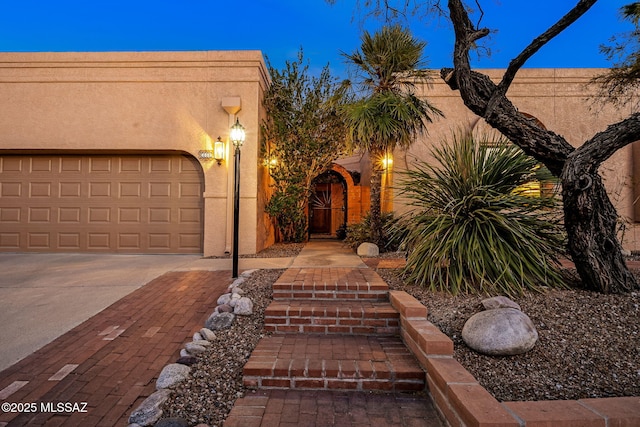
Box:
[224,389,441,427]
[0,270,231,426]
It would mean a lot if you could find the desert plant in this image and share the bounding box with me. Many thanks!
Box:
[397,130,566,296]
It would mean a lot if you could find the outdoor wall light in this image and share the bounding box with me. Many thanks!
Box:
[199,137,226,165]
[382,154,393,169]
[213,137,225,165]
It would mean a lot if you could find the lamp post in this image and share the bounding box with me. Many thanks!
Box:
[230,118,246,278]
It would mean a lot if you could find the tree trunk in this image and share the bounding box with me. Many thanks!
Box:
[369,150,384,248]
[562,159,637,293]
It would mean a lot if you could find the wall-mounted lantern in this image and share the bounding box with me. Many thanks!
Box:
[199,136,226,166]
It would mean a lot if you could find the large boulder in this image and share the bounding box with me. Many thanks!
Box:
[234,297,253,315]
[128,389,172,425]
[205,312,236,331]
[156,363,191,389]
[357,242,379,257]
[481,296,521,311]
[462,308,538,356]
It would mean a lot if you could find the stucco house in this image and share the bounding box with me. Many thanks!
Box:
[0,51,638,256]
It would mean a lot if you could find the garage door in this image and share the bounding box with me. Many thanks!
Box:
[0,154,204,253]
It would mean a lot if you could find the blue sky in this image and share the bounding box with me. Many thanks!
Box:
[0,1,633,78]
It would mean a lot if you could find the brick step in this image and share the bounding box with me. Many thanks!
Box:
[273,280,389,301]
[243,334,425,392]
[272,267,389,301]
[264,300,400,335]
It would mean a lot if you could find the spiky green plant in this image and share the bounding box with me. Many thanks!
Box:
[397,130,566,297]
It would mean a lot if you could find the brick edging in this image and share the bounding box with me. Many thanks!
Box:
[388,290,640,427]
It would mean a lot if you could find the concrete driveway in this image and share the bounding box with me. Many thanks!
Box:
[0,253,205,372]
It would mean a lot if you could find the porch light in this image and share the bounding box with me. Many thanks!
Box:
[382,153,393,169]
[213,137,225,165]
[199,136,226,165]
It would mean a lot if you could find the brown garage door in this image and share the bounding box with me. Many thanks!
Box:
[0,153,204,253]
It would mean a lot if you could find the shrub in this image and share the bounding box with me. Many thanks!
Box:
[345,211,402,252]
[396,130,566,296]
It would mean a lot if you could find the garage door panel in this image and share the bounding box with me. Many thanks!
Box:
[1,158,24,173]
[1,182,22,197]
[28,207,51,222]
[150,158,172,173]
[31,158,53,172]
[0,207,20,222]
[0,154,204,253]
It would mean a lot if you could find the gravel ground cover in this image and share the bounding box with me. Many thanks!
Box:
[379,268,640,402]
[162,251,639,426]
[162,269,281,426]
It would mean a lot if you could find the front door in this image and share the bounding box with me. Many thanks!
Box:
[310,184,331,234]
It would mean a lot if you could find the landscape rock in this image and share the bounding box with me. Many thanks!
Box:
[192,332,203,341]
[462,308,538,356]
[176,356,197,366]
[240,269,258,277]
[205,312,236,331]
[199,328,216,341]
[482,296,521,311]
[156,363,191,389]
[229,286,245,295]
[184,342,207,355]
[217,293,232,306]
[228,293,241,307]
[233,297,253,315]
[179,349,191,358]
[357,242,379,257]
[217,304,233,313]
[128,389,172,426]
[154,417,189,427]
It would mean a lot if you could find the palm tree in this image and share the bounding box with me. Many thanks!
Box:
[339,25,443,247]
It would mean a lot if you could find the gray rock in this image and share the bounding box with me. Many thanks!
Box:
[482,296,521,311]
[217,304,233,313]
[184,342,207,355]
[128,389,172,425]
[357,242,379,257]
[199,328,216,341]
[154,417,189,427]
[240,268,258,277]
[205,312,236,331]
[176,356,197,366]
[156,363,191,389]
[191,339,211,347]
[231,277,246,287]
[217,293,232,306]
[228,293,241,307]
[462,308,538,356]
[179,349,191,358]
[234,297,253,315]
[230,286,245,295]
[192,331,203,341]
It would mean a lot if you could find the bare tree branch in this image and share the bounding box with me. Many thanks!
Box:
[486,0,598,116]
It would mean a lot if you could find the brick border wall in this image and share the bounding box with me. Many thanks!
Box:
[388,290,640,427]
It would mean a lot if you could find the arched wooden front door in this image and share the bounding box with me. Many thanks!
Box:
[309,171,347,237]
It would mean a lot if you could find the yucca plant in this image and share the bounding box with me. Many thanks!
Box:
[397,130,567,297]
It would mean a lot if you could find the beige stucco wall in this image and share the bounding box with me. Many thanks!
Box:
[0,51,271,256]
[394,68,640,251]
[1,55,637,253]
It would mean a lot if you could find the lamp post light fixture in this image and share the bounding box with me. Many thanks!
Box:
[230,118,246,278]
